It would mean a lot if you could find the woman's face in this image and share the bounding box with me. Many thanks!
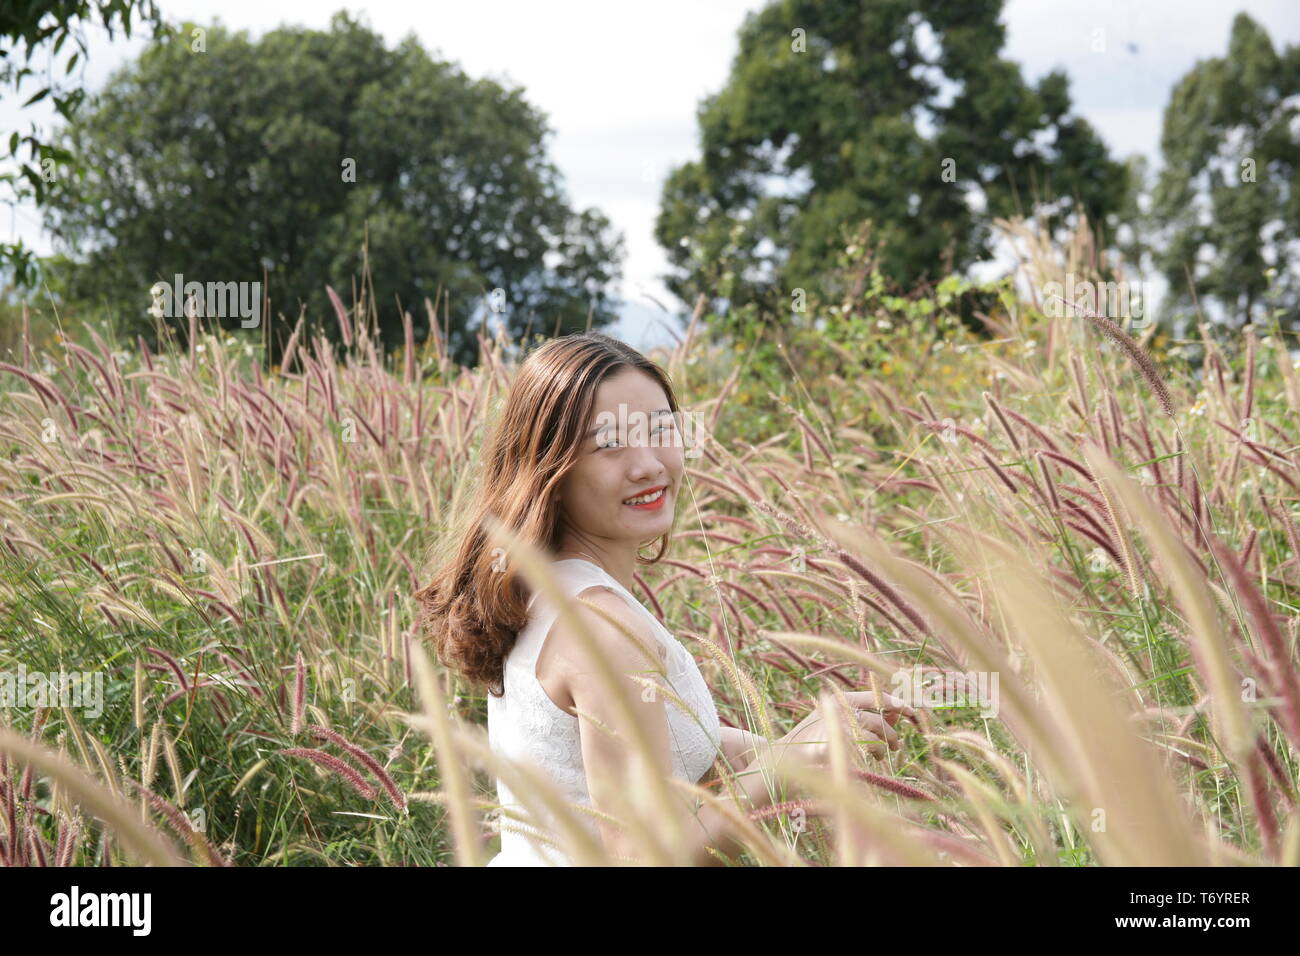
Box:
[553,368,683,551]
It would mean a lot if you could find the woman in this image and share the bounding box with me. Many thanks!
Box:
[415,332,911,866]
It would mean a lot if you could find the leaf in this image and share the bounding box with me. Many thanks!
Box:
[22,86,51,107]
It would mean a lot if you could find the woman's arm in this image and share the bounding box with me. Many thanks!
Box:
[718,725,768,773]
[562,591,783,866]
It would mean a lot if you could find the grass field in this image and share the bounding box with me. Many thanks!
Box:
[2,218,1298,866]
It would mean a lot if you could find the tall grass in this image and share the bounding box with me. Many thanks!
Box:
[1,216,1297,865]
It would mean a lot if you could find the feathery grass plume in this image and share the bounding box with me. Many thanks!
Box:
[161,726,184,803]
[1275,332,1300,414]
[979,451,1020,495]
[1038,448,1093,481]
[853,769,934,801]
[54,811,83,867]
[937,759,1022,865]
[1037,452,1061,512]
[1083,446,1253,765]
[830,518,1209,865]
[1253,736,1295,805]
[1205,535,1300,754]
[0,726,185,866]
[1245,749,1280,857]
[404,642,487,867]
[291,651,306,737]
[758,631,927,717]
[981,392,1023,455]
[1087,452,1143,598]
[133,657,145,731]
[1242,326,1257,423]
[277,748,377,801]
[762,736,946,866]
[999,404,1062,453]
[1081,310,1174,417]
[927,731,1055,858]
[145,646,188,690]
[326,285,353,348]
[144,721,162,790]
[835,549,931,637]
[691,635,775,745]
[307,725,407,812]
[125,780,230,867]
[1239,527,1259,572]
[812,687,862,866]
[748,797,827,822]
[1069,352,1091,418]
[84,734,121,800]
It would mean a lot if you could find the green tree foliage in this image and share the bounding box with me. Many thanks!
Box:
[39,11,625,366]
[1147,12,1299,334]
[1,0,163,286]
[655,0,1126,324]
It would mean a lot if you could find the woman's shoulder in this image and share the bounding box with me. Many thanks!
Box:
[541,580,668,668]
[526,559,611,607]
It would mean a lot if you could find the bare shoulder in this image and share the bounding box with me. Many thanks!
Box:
[546,585,667,676]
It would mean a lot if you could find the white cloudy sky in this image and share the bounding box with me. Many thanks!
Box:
[3,0,1298,348]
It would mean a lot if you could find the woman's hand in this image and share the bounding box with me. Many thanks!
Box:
[772,690,916,767]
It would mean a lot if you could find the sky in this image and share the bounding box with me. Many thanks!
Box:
[3,0,1299,349]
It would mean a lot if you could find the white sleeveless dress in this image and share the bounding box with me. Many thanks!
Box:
[485,558,722,866]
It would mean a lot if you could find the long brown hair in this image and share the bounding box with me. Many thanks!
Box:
[413,332,684,697]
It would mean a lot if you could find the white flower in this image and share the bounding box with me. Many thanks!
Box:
[195,343,206,353]
[876,319,892,331]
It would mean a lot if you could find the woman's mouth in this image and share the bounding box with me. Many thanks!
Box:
[622,485,667,510]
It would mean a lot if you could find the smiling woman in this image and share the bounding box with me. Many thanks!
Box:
[413,331,909,866]
[412,332,729,865]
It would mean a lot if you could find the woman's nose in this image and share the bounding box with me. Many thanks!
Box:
[627,445,667,477]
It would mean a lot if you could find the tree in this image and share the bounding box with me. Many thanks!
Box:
[1147,12,1299,335]
[39,11,624,366]
[1,0,163,287]
[654,0,1126,324]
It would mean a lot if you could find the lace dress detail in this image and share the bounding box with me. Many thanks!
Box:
[486,559,721,866]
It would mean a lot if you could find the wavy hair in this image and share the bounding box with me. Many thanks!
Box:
[413,332,683,697]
